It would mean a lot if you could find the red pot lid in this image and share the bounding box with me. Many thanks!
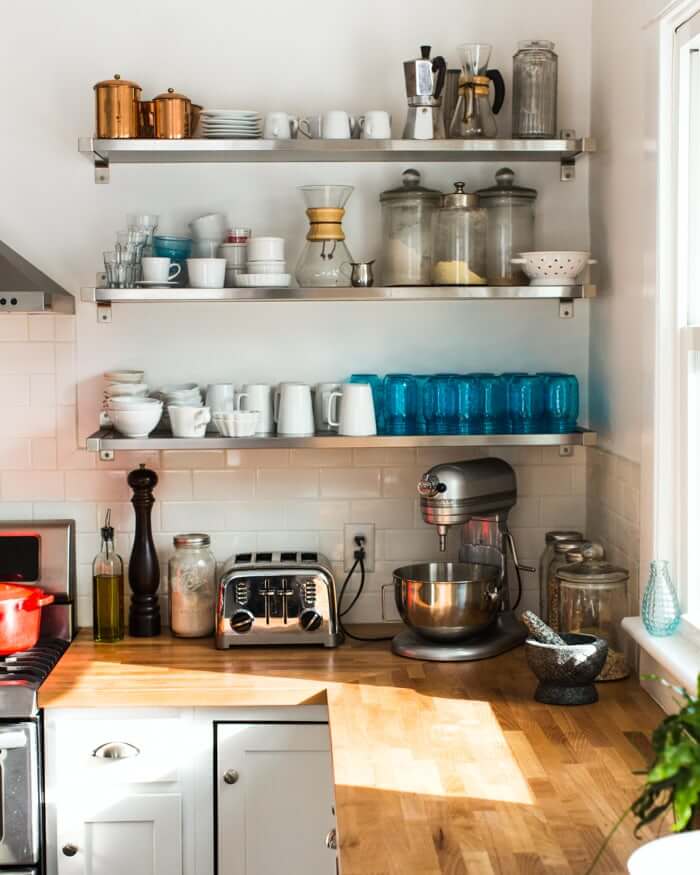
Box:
[0,583,41,600]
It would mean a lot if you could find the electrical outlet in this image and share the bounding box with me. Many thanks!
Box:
[343,523,375,572]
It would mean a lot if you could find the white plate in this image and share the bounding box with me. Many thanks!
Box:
[135,280,180,287]
[234,273,291,288]
[201,122,261,128]
[203,133,262,140]
[201,108,259,116]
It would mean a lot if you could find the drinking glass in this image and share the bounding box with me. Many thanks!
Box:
[103,251,139,288]
[540,373,579,433]
[424,375,458,434]
[479,374,508,433]
[350,374,384,434]
[117,228,148,258]
[414,375,431,434]
[383,374,417,434]
[508,374,545,433]
[454,375,483,434]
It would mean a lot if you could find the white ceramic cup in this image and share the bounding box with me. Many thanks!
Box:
[187,258,226,289]
[263,112,299,140]
[168,405,211,438]
[246,261,287,274]
[205,383,235,414]
[321,110,355,139]
[192,239,220,258]
[314,382,341,433]
[141,257,181,283]
[188,213,227,241]
[247,237,285,261]
[274,383,314,436]
[359,110,392,139]
[327,383,376,436]
[298,114,323,138]
[238,383,274,435]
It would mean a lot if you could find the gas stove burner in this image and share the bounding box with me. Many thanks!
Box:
[0,638,69,688]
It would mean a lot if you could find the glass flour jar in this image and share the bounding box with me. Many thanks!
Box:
[168,533,216,637]
[431,183,487,285]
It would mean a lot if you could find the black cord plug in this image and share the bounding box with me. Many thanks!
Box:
[353,534,366,562]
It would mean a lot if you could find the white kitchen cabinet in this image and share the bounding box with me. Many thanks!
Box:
[216,722,337,875]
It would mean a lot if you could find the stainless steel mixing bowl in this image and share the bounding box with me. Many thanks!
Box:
[392,562,501,642]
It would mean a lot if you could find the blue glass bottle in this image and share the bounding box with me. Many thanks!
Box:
[642,560,681,636]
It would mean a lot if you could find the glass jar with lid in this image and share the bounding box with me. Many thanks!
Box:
[543,537,598,629]
[380,169,441,286]
[538,530,583,618]
[476,168,536,285]
[168,533,216,637]
[431,182,487,285]
[557,559,630,680]
[512,40,558,139]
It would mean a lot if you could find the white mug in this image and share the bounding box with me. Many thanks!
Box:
[314,382,341,433]
[274,383,314,436]
[168,405,211,438]
[327,383,376,436]
[247,237,285,261]
[205,383,235,414]
[238,384,274,435]
[264,112,299,140]
[141,257,181,283]
[187,258,226,289]
[298,114,323,138]
[359,110,392,139]
[321,110,355,139]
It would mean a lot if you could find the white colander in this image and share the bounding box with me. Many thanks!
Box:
[511,251,596,286]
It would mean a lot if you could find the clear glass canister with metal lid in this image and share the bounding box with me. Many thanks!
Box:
[512,40,558,138]
[476,168,536,285]
[431,182,487,285]
[168,533,216,637]
[538,530,583,618]
[380,169,441,286]
[543,537,589,628]
[557,559,630,680]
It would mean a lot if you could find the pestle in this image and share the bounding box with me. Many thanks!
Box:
[520,610,567,646]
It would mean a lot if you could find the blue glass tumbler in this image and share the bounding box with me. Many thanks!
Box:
[540,373,579,433]
[424,375,458,434]
[508,374,545,433]
[383,374,417,434]
[414,375,431,435]
[350,374,384,434]
[454,375,483,434]
[479,374,508,434]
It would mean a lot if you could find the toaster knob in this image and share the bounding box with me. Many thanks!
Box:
[299,609,323,632]
[230,609,255,634]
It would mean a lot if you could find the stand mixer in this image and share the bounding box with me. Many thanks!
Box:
[390,458,531,661]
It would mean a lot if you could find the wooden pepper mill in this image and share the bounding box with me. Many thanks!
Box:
[127,464,160,636]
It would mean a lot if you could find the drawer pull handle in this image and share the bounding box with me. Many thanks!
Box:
[325,828,337,850]
[62,844,79,857]
[92,741,140,760]
[223,768,240,785]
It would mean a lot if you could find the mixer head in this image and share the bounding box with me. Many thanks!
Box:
[417,457,517,551]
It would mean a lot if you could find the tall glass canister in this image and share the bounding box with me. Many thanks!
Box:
[168,533,216,638]
[476,168,536,285]
[512,40,558,138]
[431,183,487,285]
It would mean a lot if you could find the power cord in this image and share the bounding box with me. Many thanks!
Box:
[337,536,393,642]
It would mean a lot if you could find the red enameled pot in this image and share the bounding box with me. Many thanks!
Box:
[0,583,54,655]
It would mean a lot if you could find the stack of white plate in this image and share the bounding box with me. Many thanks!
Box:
[200,109,262,139]
[102,370,146,426]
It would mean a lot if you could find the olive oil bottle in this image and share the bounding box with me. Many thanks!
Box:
[92,509,125,642]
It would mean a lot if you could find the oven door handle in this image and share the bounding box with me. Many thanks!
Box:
[0,730,28,749]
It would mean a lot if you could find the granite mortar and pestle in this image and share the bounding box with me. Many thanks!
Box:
[521,611,609,706]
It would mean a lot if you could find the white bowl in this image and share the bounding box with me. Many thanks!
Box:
[188,213,227,241]
[103,369,144,383]
[247,236,285,261]
[246,260,287,274]
[234,273,291,288]
[107,396,162,410]
[104,382,149,396]
[109,404,163,438]
[511,251,596,286]
[160,383,199,395]
[213,411,259,437]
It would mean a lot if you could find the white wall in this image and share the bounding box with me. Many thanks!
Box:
[1,0,594,626]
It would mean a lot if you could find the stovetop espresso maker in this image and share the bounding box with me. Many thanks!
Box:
[402,45,447,140]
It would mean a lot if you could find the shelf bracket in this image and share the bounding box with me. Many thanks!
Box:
[99,449,115,462]
[94,153,110,184]
[560,129,577,181]
[97,302,112,323]
[559,300,574,319]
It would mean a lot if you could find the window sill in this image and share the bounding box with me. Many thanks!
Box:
[622,616,700,691]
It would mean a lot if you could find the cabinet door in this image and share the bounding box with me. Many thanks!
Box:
[216,723,336,875]
[57,792,182,875]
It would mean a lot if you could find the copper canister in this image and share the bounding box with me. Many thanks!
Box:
[190,103,203,138]
[94,74,141,138]
[153,88,192,139]
[138,100,155,137]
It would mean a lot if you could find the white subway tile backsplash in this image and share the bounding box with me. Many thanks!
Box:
[163,450,227,469]
[285,500,350,530]
[33,500,97,532]
[193,469,254,500]
[416,447,486,467]
[257,468,319,499]
[226,448,289,468]
[54,317,76,342]
[2,406,56,439]
[0,375,29,406]
[31,437,57,468]
[540,496,586,528]
[352,448,416,467]
[0,438,31,469]
[384,529,452,561]
[223,502,286,531]
[3,470,64,500]
[0,343,54,375]
[350,498,414,529]
[54,343,76,405]
[517,466,572,497]
[161,501,228,532]
[28,315,55,342]
[30,373,56,406]
[0,316,28,342]
[381,467,422,498]
[321,468,380,498]
[256,531,320,551]
[507,496,541,528]
[56,406,96,470]
[289,448,353,467]
[66,470,130,502]
[0,502,33,520]
[157,470,194,500]
[319,530,344,561]
[96,502,134,533]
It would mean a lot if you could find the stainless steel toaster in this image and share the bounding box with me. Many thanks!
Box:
[216,551,343,649]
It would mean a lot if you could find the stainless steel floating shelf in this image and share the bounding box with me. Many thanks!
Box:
[78,136,596,181]
[87,428,597,453]
[82,284,596,304]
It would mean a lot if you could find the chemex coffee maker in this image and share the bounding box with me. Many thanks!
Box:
[402,45,447,139]
[390,458,531,661]
[449,42,505,138]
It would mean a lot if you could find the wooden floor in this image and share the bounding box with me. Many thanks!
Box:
[41,630,665,875]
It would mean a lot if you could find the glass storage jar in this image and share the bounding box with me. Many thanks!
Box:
[168,533,216,638]
[543,537,587,628]
[512,40,558,138]
[557,559,630,680]
[380,169,441,286]
[538,530,583,618]
[476,168,536,285]
[431,183,487,285]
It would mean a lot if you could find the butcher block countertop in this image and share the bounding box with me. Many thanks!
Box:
[40,629,664,875]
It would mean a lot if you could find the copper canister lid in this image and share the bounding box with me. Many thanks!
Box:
[154,87,190,101]
[94,73,141,90]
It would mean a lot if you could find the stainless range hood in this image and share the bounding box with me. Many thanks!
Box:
[0,240,75,314]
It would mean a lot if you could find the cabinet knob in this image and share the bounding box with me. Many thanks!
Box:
[223,768,240,785]
[325,828,337,850]
[62,844,79,857]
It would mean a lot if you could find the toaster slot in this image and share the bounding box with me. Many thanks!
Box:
[256,552,273,562]
[280,551,297,562]
[301,552,318,562]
